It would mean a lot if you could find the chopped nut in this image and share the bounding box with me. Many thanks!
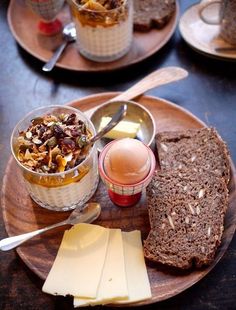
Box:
[185,216,190,224]
[196,205,201,215]
[47,121,55,127]
[171,211,176,216]
[192,223,196,227]
[25,131,32,139]
[161,223,166,229]
[188,203,195,215]
[183,185,188,191]
[207,227,211,237]
[178,164,183,170]
[198,189,205,199]
[167,215,175,229]
[47,136,57,148]
[201,246,205,253]
[160,143,168,152]
[32,137,42,145]
[191,154,196,162]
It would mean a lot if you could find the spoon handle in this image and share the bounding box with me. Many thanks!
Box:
[89,104,127,144]
[0,220,69,251]
[108,66,188,102]
[42,41,68,72]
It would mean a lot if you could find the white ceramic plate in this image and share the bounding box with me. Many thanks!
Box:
[179,3,236,61]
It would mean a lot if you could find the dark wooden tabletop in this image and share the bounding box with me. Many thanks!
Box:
[0,0,236,309]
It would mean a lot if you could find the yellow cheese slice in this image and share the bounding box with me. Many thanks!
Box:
[74,228,128,307]
[98,116,141,139]
[42,223,109,298]
[114,231,152,304]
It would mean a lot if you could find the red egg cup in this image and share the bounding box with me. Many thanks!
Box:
[38,19,62,36]
[98,140,156,207]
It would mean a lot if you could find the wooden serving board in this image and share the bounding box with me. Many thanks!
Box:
[7,0,178,72]
[1,93,236,306]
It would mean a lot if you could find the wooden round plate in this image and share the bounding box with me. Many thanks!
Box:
[7,0,178,72]
[2,93,236,306]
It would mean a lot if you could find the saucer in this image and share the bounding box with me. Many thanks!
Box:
[179,3,236,61]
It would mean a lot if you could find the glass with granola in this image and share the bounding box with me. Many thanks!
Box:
[70,0,133,62]
[11,105,99,211]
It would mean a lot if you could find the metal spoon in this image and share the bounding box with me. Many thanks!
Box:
[0,203,101,251]
[42,22,76,72]
[89,103,127,144]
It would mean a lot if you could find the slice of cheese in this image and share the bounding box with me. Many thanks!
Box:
[74,228,128,307]
[114,231,152,304]
[42,223,109,298]
[98,116,141,139]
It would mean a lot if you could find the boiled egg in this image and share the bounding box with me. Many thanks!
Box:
[103,138,151,185]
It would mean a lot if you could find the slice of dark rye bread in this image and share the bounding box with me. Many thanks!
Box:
[156,127,230,184]
[133,0,176,32]
[144,169,229,269]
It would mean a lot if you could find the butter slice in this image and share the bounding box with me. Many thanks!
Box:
[114,231,152,304]
[99,117,140,139]
[74,229,128,307]
[42,223,109,298]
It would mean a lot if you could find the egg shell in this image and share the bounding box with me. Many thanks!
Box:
[103,138,151,185]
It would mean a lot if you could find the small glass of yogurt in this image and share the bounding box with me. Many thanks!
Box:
[11,105,99,211]
[70,0,133,62]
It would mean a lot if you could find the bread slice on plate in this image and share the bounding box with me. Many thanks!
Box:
[156,127,230,184]
[144,169,229,269]
[133,0,176,31]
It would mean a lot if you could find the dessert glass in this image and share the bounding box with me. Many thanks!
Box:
[99,140,156,207]
[26,0,65,35]
[11,105,99,212]
[70,0,133,62]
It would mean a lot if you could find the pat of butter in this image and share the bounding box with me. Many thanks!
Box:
[74,229,128,307]
[114,231,152,304]
[42,223,109,298]
[99,116,140,139]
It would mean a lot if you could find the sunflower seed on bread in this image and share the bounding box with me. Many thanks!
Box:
[144,169,229,269]
[156,127,230,184]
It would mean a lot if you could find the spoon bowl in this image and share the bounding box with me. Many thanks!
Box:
[42,22,76,72]
[91,100,155,152]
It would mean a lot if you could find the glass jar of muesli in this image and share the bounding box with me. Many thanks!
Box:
[11,105,99,211]
[70,0,133,62]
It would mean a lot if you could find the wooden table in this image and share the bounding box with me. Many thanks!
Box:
[0,0,236,309]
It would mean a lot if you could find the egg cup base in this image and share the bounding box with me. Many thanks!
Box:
[108,189,141,207]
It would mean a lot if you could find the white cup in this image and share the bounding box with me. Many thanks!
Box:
[199,0,236,45]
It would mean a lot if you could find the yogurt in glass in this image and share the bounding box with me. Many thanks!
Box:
[11,105,99,211]
[70,0,133,62]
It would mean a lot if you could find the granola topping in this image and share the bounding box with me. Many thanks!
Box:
[72,0,128,28]
[16,112,92,173]
[79,0,125,11]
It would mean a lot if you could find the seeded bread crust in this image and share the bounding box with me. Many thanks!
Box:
[133,0,176,32]
[144,169,229,269]
[156,127,230,184]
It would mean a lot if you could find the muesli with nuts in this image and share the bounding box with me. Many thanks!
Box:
[16,112,92,173]
[73,0,128,26]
